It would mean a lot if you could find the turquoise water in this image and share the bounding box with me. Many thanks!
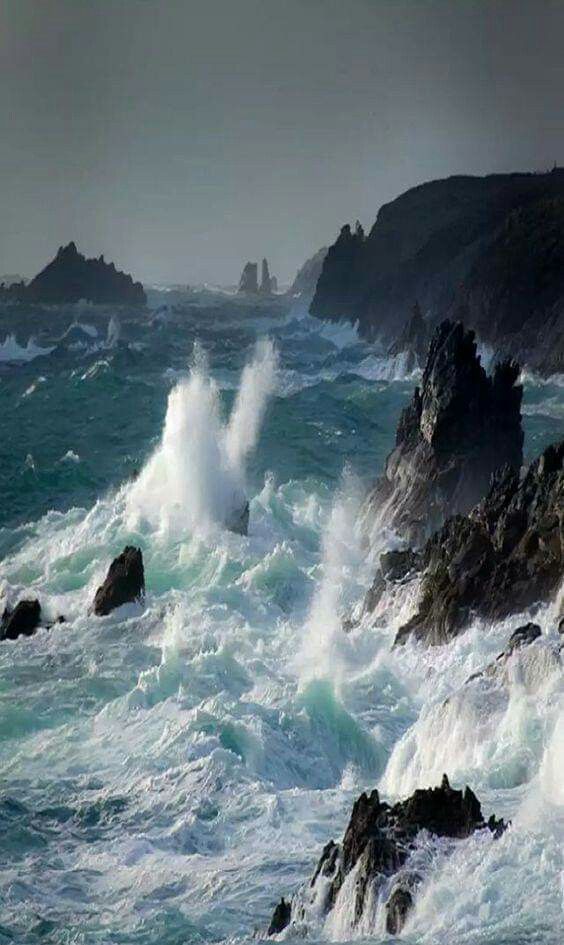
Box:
[0,300,563,944]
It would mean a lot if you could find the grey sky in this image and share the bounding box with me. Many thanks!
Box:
[1,0,563,285]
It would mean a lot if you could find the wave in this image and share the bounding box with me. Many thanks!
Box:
[0,334,54,363]
[126,338,278,536]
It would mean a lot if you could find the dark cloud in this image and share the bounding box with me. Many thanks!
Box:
[1,0,563,284]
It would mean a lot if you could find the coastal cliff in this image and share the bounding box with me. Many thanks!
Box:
[311,169,564,375]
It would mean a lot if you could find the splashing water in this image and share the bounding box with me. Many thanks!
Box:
[126,338,278,536]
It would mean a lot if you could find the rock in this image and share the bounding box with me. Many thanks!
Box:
[268,775,504,936]
[289,246,328,302]
[385,884,414,935]
[93,547,145,616]
[558,616,564,634]
[237,262,259,294]
[396,440,564,646]
[25,242,146,306]
[268,897,291,936]
[259,258,277,295]
[1,599,41,641]
[363,320,523,551]
[363,548,422,615]
[225,500,249,536]
[387,301,430,372]
[310,168,564,377]
[505,622,542,653]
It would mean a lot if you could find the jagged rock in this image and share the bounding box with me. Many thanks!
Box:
[268,775,504,936]
[237,262,259,294]
[395,441,564,646]
[310,169,564,376]
[226,500,249,536]
[290,246,328,302]
[1,599,41,641]
[363,320,523,551]
[259,258,277,295]
[363,548,422,615]
[268,898,291,935]
[93,547,145,616]
[387,301,430,372]
[25,242,146,306]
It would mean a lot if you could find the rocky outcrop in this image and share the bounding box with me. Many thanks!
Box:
[237,262,259,294]
[268,775,504,937]
[310,169,564,375]
[1,599,41,641]
[363,320,523,548]
[259,258,277,295]
[394,440,564,646]
[387,301,430,372]
[25,242,146,306]
[289,246,328,302]
[93,546,145,616]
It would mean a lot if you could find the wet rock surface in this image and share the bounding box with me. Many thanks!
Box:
[395,440,564,646]
[364,320,523,549]
[93,546,145,616]
[1,599,41,641]
[268,775,504,936]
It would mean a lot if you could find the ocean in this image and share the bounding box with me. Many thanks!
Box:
[0,297,562,944]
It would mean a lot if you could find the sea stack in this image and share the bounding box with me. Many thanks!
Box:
[237,261,259,294]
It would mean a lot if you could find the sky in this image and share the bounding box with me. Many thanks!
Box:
[1,0,563,285]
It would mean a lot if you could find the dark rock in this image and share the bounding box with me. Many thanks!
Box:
[396,440,564,646]
[385,884,414,935]
[268,775,504,936]
[506,622,542,653]
[259,258,277,295]
[237,262,259,294]
[310,169,564,376]
[363,549,422,616]
[558,616,564,634]
[93,547,145,616]
[25,242,146,306]
[289,246,328,302]
[363,320,523,551]
[226,500,249,536]
[387,301,430,372]
[268,897,291,936]
[1,599,41,641]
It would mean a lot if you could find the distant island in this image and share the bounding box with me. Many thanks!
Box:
[1,242,146,306]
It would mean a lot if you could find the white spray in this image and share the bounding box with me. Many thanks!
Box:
[126,338,278,536]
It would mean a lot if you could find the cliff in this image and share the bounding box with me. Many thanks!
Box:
[311,169,564,374]
[26,242,146,306]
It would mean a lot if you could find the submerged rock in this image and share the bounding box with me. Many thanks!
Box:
[395,440,564,646]
[93,546,145,616]
[363,320,523,550]
[267,775,504,936]
[1,599,41,641]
